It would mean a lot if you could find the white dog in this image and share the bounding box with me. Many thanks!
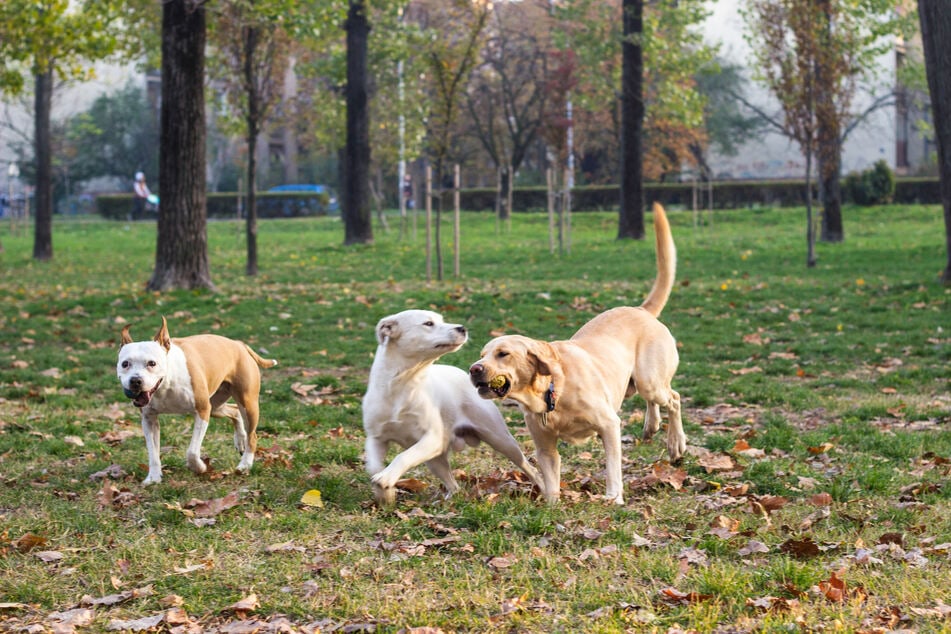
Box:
[362,309,541,505]
[116,317,277,485]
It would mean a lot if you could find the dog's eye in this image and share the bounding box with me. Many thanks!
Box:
[121,360,130,369]
[147,360,157,368]
[496,351,509,359]
[423,321,434,327]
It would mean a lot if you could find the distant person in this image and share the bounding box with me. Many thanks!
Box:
[132,172,151,221]
[402,173,414,210]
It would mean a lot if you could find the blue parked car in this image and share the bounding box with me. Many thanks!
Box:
[266,184,339,216]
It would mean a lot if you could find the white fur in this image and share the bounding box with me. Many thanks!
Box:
[362,309,541,505]
[116,321,273,485]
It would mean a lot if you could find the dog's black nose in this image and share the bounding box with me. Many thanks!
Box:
[469,363,483,376]
[129,376,142,390]
[456,326,467,335]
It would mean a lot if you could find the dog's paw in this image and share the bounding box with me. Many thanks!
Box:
[667,434,687,463]
[602,491,625,505]
[372,482,397,506]
[186,453,208,475]
[235,454,254,474]
[142,474,162,486]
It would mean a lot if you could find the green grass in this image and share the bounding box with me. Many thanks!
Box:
[0,205,949,632]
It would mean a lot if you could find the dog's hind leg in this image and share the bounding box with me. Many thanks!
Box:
[233,401,258,474]
[664,389,686,462]
[425,453,460,499]
[211,403,246,454]
[642,402,662,441]
[470,423,542,490]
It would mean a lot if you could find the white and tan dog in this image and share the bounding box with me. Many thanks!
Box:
[362,309,541,505]
[469,203,684,505]
[116,317,277,485]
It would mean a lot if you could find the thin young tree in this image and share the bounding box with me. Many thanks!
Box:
[420,0,489,280]
[210,0,293,276]
[464,1,550,223]
[917,1,951,285]
[148,0,215,291]
[746,0,821,267]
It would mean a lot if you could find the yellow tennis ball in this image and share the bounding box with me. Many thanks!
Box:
[489,375,507,389]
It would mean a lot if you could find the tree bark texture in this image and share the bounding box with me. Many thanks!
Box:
[816,0,843,243]
[32,69,53,261]
[148,0,214,292]
[618,0,644,240]
[618,0,645,240]
[918,2,951,284]
[818,138,843,242]
[344,0,373,245]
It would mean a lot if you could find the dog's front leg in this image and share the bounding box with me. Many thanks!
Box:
[600,418,625,505]
[141,410,163,485]
[370,432,444,504]
[185,413,210,475]
[528,423,562,503]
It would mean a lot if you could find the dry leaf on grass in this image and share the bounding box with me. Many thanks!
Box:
[223,593,260,617]
[185,491,241,518]
[659,587,713,605]
[79,585,154,607]
[106,613,165,631]
[12,533,47,553]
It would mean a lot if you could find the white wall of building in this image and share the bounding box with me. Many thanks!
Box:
[1,61,142,192]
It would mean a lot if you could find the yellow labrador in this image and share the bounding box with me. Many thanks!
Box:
[469,203,684,504]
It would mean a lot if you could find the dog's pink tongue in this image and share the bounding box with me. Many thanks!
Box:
[133,392,151,408]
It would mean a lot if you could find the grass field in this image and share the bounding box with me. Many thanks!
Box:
[0,205,948,633]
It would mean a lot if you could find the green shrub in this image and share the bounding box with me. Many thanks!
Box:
[845,159,895,206]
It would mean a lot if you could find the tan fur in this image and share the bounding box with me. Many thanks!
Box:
[469,203,684,504]
[117,317,277,485]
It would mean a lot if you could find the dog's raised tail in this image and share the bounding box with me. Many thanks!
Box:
[640,202,677,318]
[245,344,278,369]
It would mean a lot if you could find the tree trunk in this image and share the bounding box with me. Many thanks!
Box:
[818,147,843,242]
[246,124,258,276]
[343,0,372,245]
[806,150,817,268]
[148,0,214,292]
[32,68,53,261]
[498,166,511,221]
[245,26,259,277]
[618,0,645,240]
[816,0,844,243]
[918,1,951,285]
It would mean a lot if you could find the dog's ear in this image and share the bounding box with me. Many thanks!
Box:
[120,324,133,346]
[153,316,171,351]
[527,341,559,377]
[376,318,399,345]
